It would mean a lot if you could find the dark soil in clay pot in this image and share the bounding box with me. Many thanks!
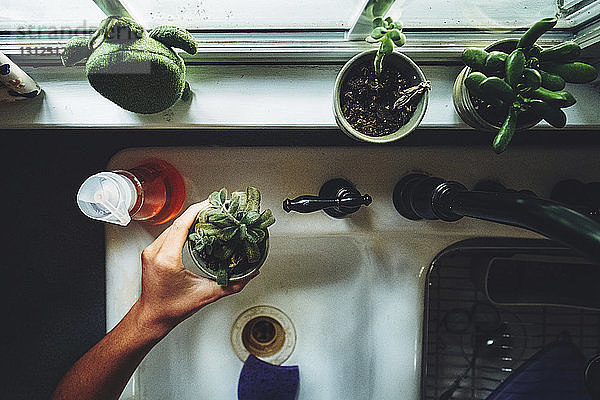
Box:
[340,62,418,137]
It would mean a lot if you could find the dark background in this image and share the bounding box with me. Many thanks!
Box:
[3,128,599,399]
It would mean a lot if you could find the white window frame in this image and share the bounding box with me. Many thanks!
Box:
[1,0,598,66]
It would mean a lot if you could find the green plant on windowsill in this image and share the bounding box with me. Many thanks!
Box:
[332,0,430,142]
[187,187,275,286]
[366,14,406,76]
[461,17,598,154]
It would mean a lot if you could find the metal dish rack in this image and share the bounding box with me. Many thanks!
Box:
[422,242,600,400]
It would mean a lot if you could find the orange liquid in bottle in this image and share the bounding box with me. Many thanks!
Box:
[116,159,186,225]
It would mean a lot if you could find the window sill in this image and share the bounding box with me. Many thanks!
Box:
[1,63,599,130]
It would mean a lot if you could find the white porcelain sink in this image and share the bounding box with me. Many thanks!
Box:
[105,146,599,400]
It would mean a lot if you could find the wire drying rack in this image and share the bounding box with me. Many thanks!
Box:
[422,244,600,400]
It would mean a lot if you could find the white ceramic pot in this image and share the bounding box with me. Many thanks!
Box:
[333,49,429,143]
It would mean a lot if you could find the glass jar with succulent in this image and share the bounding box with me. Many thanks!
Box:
[453,17,598,154]
[187,187,275,286]
[333,0,430,143]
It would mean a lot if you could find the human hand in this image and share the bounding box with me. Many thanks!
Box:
[135,201,257,336]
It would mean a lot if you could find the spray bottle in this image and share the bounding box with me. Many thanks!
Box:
[77,158,186,226]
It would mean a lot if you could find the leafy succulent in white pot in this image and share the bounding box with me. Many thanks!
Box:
[187,187,275,286]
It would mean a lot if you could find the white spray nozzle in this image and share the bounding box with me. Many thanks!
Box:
[77,172,136,226]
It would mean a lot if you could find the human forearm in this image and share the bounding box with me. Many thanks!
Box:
[51,202,256,400]
[50,300,169,400]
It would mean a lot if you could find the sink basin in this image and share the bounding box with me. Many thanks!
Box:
[105,146,599,400]
[145,234,375,399]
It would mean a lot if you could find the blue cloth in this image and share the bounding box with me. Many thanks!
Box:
[238,355,299,400]
[486,342,591,400]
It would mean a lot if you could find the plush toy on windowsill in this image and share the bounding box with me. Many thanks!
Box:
[62,16,197,114]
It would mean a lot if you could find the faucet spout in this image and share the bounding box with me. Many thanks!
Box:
[393,174,600,264]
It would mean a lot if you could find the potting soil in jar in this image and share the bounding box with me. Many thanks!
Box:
[341,63,417,136]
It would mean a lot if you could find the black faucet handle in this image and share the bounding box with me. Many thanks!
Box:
[283,178,372,218]
[283,196,338,214]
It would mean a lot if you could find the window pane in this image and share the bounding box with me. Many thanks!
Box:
[0,0,105,31]
[389,0,560,29]
[127,0,368,30]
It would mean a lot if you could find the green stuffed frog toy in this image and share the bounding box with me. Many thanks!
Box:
[62,16,197,114]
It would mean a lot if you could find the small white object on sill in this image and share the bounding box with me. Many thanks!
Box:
[0,51,42,103]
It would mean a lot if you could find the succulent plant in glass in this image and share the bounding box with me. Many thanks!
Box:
[462,17,598,154]
[188,187,275,286]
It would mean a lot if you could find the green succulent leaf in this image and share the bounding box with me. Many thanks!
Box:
[505,49,526,89]
[245,187,261,212]
[522,68,542,91]
[238,224,248,240]
[207,212,231,227]
[219,188,228,204]
[189,232,202,242]
[480,76,516,104]
[217,226,239,241]
[246,228,266,244]
[464,71,487,92]
[492,106,518,154]
[462,48,489,71]
[530,87,576,108]
[517,17,557,50]
[199,226,221,237]
[228,195,240,216]
[231,191,247,217]
[370,26,387,39]
[484,51,508,74]
[241,211,260,225]
[372,17,384,29]
[390,20,403,30]
[208,192,220,206]
[388,29,403,43]
[541,61,598,84]
[539,70,566,91]
[392,32,406,47]
[539,41,581,63]
[256,209,276,230]
[527,99,567,128]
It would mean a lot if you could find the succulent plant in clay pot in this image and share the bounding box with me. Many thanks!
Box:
[187,187,275,286]
[453,17,598,154]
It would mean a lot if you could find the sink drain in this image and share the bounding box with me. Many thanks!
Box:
[231,305,296,365]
